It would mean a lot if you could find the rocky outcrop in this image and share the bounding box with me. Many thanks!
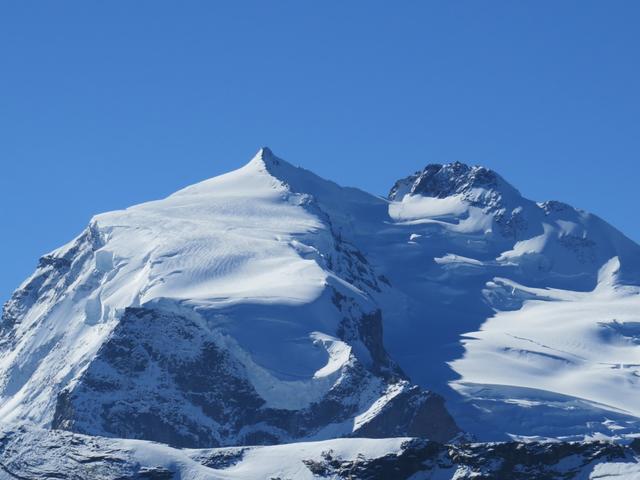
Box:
[52,306,458,447]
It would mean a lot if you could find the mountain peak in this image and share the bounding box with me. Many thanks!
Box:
[257,146,276,162]
[388,161,520,204]
[248,146,284,169]
[259,146,273,156]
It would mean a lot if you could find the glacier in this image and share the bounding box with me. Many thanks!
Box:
[1,147,640,478]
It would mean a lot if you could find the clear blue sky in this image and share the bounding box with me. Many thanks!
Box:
[1,1,639,303]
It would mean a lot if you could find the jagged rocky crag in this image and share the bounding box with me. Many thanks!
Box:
[2,148,640,477]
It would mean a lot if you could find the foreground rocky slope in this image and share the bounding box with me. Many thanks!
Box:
[2,424,639,479]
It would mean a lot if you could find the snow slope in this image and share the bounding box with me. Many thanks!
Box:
[452,258,640,410]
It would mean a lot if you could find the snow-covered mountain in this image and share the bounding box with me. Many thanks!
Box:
[382,161,640,440]
[0,148,458,448]
[2,147,640,477]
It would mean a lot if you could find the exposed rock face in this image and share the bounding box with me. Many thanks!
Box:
[352,386,457,441]
[51,305,458,447]
[1,224,103,334]
[302,438,635,480]
[388,162,505,201]
[52,307,265,447]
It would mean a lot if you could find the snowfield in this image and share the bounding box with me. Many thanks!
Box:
[452,257,640,420]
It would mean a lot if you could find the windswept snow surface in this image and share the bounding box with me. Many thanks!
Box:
[450,257,640,439]
[2,148,640,449]
[452,258,640,415]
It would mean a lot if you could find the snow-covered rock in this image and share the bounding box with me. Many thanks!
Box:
[2,423,639,479]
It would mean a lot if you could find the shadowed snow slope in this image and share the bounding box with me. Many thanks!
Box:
[1,148,640,448]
